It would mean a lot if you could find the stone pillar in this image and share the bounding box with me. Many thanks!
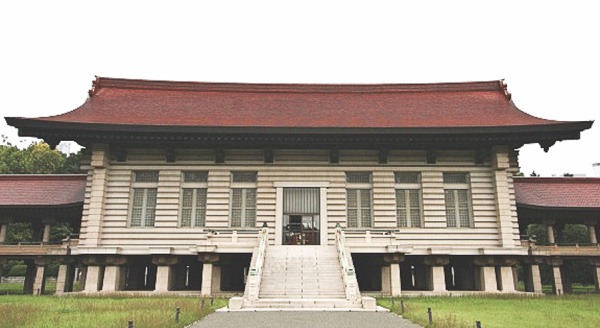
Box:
[212,265,222,294]
[548,259,564,295]
[103,266,125,292]
[381,266,391,294]
[383,254,403,296]
[0,222,8,243]
[55,264,69,295]
[42,220,54,243]
[152,256,178,292]
[492,147,519,247]
[479,266,498,292]
[546,223,556,244]
[423,256,448,292]
[586,221,598,244]
[33,260,47,296]
[591,260,600,292]
[498,266,516,292]
[525,263,543,294]
[199,253,219,296]
[201,262,213,296]
[84,266,102,292]
[80,145,110,247]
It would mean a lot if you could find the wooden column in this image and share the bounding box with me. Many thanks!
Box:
[585,220,598,244]
[0,222,9,243]
[33,259,49,296]
[84,266,102,293]
[545,221,556,244]
[591,260,600,292]
[42,220,54,243]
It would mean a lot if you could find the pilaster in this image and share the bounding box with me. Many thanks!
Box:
[492,146,519,247]
[81,144,110,247]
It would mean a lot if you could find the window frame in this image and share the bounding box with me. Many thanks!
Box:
[443,172,474,228]
[345,172,373,228]
[129,171,159,228]
[230,171,258,228]
[180,171,208,228]
[395,172,423,228]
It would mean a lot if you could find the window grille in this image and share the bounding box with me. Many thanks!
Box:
[232,172,257,183]
[395,172,420,184]
[396,189,421,228]
[347,189,372,228]
[346,172,371,184]
[443,172,468,184]
[444,171,472,228]
[181,188,207,227]
[231,188,256,228]
[183,171,208,183]
[130,188,157,227]
[134,171,159,183]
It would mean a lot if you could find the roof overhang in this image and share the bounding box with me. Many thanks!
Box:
[6,118,592,150]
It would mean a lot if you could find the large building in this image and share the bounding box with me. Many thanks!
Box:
[2,77,598,309]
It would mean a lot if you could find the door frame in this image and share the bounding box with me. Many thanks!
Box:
[274,182,329,246]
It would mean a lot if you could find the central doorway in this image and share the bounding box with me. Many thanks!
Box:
[283,188,320,245]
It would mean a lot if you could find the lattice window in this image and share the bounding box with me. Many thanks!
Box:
[183,171,208,183]
[395,172,420,184]
[232,172,257,183]
[181,188,207,227]
[347,189,372,228]
[231,188,256,228]
[134,171,159,183]
[130,188,157,227]
[346,172,371,184]
[444,172,472,228]
[396,189,421,228]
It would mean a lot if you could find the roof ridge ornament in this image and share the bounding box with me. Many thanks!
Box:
[500,79,512,100]
[88,76,100,97]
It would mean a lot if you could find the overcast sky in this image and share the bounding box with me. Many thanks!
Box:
[1,1,598,176]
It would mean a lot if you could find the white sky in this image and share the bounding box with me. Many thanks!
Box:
[1,1,598,176]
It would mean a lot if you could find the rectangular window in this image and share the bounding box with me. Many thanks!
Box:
[180,171,208,227]
[443,173,472,228]
[230,171,257,228]
[395,172,422,228]
[130,171,159,227]
[346,172,372,228]
[231,188,256,228]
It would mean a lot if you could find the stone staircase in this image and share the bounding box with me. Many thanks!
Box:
[259,245,346,299]
[230,245,375,310]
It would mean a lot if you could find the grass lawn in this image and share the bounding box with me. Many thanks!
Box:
[0,295,226,328]
[378,294,600,328]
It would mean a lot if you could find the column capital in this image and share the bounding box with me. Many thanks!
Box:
[152,255,178,266]
[546,257,563,266]
[383,253,405,264]
[199,253,220,263]
[473,256,496,266]
[422,256,449,266]
[105,255,128,266]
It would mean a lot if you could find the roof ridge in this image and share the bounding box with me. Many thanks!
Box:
[514,177,600,183]
[89,76,507,96]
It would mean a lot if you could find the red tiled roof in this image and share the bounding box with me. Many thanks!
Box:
[514,177,600,209]
[0,175,86,207]
[6,77,585,129]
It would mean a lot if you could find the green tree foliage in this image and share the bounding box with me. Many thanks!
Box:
[0,138,82,174]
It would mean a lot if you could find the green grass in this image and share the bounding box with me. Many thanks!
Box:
[378,294,600,328]
[0,295,226,328]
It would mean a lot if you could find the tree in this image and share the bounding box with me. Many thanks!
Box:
[0,138,82,174]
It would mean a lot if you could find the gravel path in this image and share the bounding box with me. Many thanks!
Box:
[188,311,422,328]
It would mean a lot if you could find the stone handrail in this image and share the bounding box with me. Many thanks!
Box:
[335,225,360,302]
[245,227,268,301]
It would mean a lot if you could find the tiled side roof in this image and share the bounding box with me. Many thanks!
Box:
[0,175,86,207]
[514,177,600,209]
[6,77,581,129]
